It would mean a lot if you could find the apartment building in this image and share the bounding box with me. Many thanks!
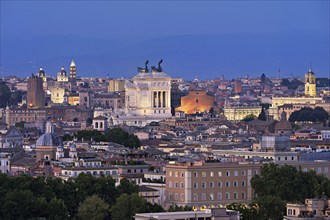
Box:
[165,161,263,210]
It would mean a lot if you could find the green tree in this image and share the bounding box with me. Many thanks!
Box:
[0,82,11,108]
[46,197,69,220]
[77,195,110,220]
[168,204,193,212]
[110,193,147,220]
[242,114,257,122]
[258,107,267,121]
[117,178,139,195]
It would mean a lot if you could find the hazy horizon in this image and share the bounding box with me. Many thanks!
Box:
[1,1,329,80]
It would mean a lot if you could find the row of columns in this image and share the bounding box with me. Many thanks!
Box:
[153,91,167,108]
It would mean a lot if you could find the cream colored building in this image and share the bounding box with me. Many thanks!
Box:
[50,87,65,104]
[108,79,125,92]
[285,198,330,219]
[305,68,316,97]
[112,65,172,127]
[223,106,261,121]
[57,67,69,82]
[270,96,322,120]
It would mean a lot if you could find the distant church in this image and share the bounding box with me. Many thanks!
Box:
[304,68,316,97]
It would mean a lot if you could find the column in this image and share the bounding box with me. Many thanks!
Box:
[158,91,161,107]
[163,91,166,107]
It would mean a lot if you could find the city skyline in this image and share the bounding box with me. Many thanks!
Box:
[1,1,329,79]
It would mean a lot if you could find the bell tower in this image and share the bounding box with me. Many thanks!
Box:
[304,67,316,97]
[70,59,76,80]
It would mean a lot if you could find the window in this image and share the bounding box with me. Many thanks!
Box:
[175,182,178,188]
[226,171,230,176]
[317,168,322,173]
[210,171,214,177]
[193,182,198,188]
[242,192,246,199]
[193,172,198,178]
[181,182,184,188]
[202,171,206,177]
[201,193,206,201]
[181,194,184,201]
[169,181,172,188]
[234,170,238,176]
[210,193,214,200]
[241,170,246,176]
[193,194,198,201]
[175,193,178,200]
[226,181,230,187]
[234,181,238,187]
[202,182,206,188]
[218,181,222,188]
[218,193,222,200]
[234,192,238,199]
[226,192,230,199]
[210,181,214,188]
[181,172,184,177]
[242,181,246,187]
[175,171,178,177]
[218,171,222,177]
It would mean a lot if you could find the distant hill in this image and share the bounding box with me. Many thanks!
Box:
[1,32,329,80]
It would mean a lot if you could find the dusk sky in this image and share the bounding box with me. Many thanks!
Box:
[1,1,329,79]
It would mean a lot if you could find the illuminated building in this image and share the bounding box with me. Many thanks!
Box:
[57,67,69,82]
[69,59,76,80]
[27,74,45,108]
[305,68,316,97]
[108,79,125,92]
[175,91,214,114]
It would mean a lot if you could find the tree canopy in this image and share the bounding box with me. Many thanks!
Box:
[0,173,159,219]
[289,107,329,124]
[63,127,141,148]
[228,164,330,220]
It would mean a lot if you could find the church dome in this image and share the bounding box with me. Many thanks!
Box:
[275,120,292,131]
[275,112,292,131]
[58,67,67,76]
[36,121,63,147]
[37,67,46,77]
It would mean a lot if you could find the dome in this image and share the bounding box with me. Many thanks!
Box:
[58,67,67,76]
[36,133,62,146]
[275,112,292,131]
[37,67,46,77]
[275,120,292,131]
[36,121,63,147]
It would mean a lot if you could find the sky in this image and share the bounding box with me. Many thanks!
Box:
[1,1,329,79]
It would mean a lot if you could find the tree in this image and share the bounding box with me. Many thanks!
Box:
[289,107,329,124]
[86,117,93,126]
[258,107,267,121]
[46,197,69,220]
[0,82,11,108]
[242,114,257,122]
[111,193,147,220]
[77,195,109,220]
[226,202,260,220]
[168,204,193,212]
[251,163,330,219]
[117,178,139,195]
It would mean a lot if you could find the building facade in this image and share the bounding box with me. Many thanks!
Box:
[27,74,45,108]
[165,161,262,210]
